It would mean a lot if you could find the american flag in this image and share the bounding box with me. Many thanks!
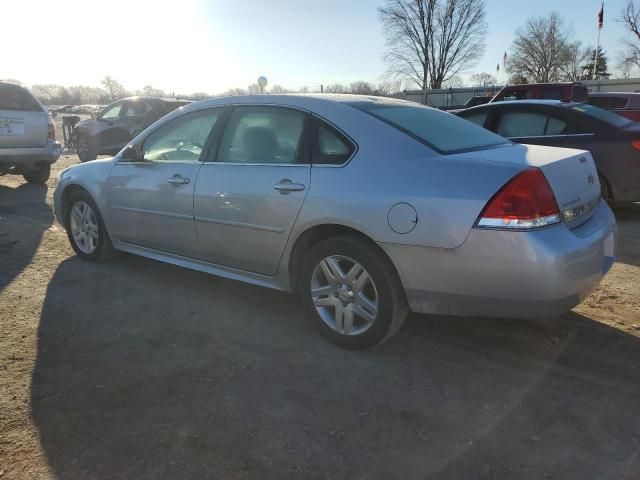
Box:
[598,3,604,30]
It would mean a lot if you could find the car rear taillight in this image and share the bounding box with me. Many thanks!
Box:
[48,120,56,140]
[477,167,561,230]
[630,139,640,152]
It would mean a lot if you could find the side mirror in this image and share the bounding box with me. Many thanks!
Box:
[121,145,143,161]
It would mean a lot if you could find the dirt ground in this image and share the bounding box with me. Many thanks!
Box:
[1,127,639,479]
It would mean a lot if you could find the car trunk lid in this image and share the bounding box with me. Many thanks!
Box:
[460,143,601,227]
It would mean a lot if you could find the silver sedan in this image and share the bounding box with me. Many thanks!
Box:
[54,95,616,349]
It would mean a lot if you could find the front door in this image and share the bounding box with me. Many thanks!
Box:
[194,105,310,275]
[107,107,223,258]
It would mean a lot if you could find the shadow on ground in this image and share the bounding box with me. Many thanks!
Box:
[31,254,640,480]
[0,183,52,290]
[612,203,640,268]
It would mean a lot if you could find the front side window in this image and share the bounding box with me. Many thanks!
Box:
[463,112,489,128]
[217,106,306,164]
[142,108,221,162]
[101,102,123,119]
[122,101,151,117]
[350,101,508,154]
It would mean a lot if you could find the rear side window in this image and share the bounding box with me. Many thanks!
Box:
[313,119,354,164]
[0,84,42,112]
[218,106,306,164]
[350,102,508,154]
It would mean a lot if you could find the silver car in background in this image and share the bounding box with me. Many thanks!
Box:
[0,81,61,183]
[54,95,616,349]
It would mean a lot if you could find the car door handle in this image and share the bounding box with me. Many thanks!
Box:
[167,175,190,185]
[273,179,305,193]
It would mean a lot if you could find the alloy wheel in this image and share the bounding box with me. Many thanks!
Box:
[69,201,99,254]
[310,255,379,336]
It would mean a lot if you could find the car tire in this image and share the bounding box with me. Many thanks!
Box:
[300,234,408,350]
[23,165,50,184]
[76,132,98,162]
[64,190,114,262]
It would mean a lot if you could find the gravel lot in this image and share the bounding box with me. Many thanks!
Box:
[1,127,639,479]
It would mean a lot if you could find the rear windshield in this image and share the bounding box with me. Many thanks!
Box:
[588,96,628,110]
[571,103,633,128]
[350,102,509,154]
[0,84,43,112]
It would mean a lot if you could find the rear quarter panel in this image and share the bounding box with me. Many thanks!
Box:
[290,104,526,250]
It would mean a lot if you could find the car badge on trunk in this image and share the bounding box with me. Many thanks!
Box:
[587,174,595,185]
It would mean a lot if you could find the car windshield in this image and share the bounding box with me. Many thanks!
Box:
[350,102,510,153]
[571,103,633,128]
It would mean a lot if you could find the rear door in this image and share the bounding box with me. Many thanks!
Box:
[0,83,48,148]
[194,105,311,275]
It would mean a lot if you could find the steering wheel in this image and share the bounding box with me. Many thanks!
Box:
[176,139,204,152]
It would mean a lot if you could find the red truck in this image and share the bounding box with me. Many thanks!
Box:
[489,82,589,103]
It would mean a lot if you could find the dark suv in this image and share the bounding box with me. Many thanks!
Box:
[74,96,191,161]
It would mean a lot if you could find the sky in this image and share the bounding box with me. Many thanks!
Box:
[1,0,633,94]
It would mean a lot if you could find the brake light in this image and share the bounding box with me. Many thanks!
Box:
[477,167,561,229]
[630,139,640,152]
[48,119,56,140]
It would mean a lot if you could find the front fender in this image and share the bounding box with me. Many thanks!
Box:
[54,158,117,233]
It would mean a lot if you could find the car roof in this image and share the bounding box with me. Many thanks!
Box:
[463,99,582,112]
[181,94,417,113]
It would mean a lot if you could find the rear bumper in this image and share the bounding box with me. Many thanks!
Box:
[0,141,61,172]
[380,200,616,319]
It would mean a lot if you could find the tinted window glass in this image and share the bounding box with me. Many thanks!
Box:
[588,96,628,109]
[546,116,568,135]
[218,107,306,164]
[498,112,547,137]
[541,87,562,99]
[122,101,150,117]
[143,108,220,162]
[101,103,122,118]
[463,112,489,128]
[572,104,633,128]
[351,102,508,153]
[313,120,354,164]
[0,84,42,112]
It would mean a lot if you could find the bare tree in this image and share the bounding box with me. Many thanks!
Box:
[324,84,348,93]
[469,72,496,87]
[349,81,375,95]
[561,41,592,81]
[379,0,487,97]
[507,12,572,83]
[141,85,166,97]
[615,51,636,79]
[620,1,640,70]
[269,85,289,94]
[442,75,464,88]
[101,76,127,101]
